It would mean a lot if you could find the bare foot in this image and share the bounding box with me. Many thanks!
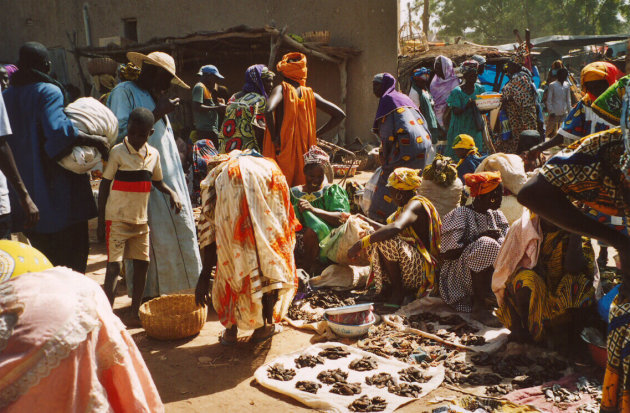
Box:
[220,326,238,346]
[249,324,282,343]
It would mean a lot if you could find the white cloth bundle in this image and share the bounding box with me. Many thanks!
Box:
[58,97,118,174]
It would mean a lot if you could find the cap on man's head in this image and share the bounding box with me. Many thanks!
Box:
[18,42,49,69]
[198,65,224,79]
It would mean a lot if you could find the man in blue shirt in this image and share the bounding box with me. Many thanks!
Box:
[3,42,109,272]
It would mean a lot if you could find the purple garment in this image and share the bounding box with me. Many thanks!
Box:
[430,56,460,127]
[3,65,18,78]
[242,64,268,99]
[373,73,417,128]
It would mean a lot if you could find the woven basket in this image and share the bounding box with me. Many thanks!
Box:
[302,30,330,45]
[139,294,207,340]
[87,58,119,76]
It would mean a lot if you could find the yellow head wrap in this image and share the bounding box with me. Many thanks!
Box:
[452,134,477,150]
[386,167,421,191]
[0,241,53,283]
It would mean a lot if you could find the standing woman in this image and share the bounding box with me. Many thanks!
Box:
[444,61,486,158]
[499,52,539,153]
[408,67,442,149]
[430,56,460,131]
[368,73,433,222]
[218,64,275,153]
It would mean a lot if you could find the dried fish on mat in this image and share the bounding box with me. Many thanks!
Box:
[348,395,387,412]
[365,372,395,388]
[358,323,430,361]
[543,384,581,403]
[330,382,362,395]
[349,356,378,371]
[294,355,324,368]
[295,381,321,394]
[398,367,429,383]
[485,383,513,396]
[287,303,322,323]
[388,382,422,397]
[317,368,348,384]
[460,333,486,346]
[466,372,503,386]
[319,346,351,360]
[267,364,296,381]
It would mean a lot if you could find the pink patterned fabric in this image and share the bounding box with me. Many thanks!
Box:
[0,268,163,412]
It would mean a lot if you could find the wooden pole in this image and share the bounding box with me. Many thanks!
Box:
[268,26,287,69]
[625,38,630,74]
[423,0,430,36]
[338,58,348,144]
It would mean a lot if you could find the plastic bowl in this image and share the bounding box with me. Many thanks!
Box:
[324,313,375,338]
[475,94,502,111]
[581,328,607,369]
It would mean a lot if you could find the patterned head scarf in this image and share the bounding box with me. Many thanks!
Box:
[119,62,141,81]
[413,67,431,81]
[471,55,486,66]
[303,145,329,167]
[387,167,422,191]
[510,43,529,66]
[452,134,477,150]
[277,52,307,86]
[581,62,624,101]
[460,60,479,75]
[242,64,274,99]
[464,171,502,197]
[0,240,53,283]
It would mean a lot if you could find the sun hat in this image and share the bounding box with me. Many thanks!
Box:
[126,51,190,89]
[197,64,224,79]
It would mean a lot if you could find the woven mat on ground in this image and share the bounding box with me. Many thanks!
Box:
[393,297,510,353]
[254,342,445,413]
[504,374,600,413]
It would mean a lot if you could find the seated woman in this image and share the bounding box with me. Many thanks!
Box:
[493,209,596,344]
[0,241,162,412]
[291,146,350,272]
[348,168,441,305]
[439,172,509,322]
[195,150,300,345]
[452,133,486,182]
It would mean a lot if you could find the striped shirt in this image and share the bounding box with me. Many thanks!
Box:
[103,137,163,224]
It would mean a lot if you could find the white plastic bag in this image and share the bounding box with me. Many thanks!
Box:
[320,215,373,266]
[418,178,463,218]
[58,97,119,174]
[475,153,527,195]
[309,264,370,290]
[360,167,381,214]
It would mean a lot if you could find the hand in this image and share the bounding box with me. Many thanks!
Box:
[340,212,351,223]
[347,240,363,260]
[97,219,106,242]
[195,273,212,307]
[524,148,542,162]
[170,191,182,213]
[216,97,226,105]
[298,199,313,213]
[155,95,180,117]
[20,195,39,229]
[482,229,502,240]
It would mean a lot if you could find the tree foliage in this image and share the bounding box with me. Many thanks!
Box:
[426,0,630,44]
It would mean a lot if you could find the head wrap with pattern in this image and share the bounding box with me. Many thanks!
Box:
[386,167,422,191]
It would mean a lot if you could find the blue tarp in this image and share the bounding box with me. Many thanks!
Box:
[478,64,541,92]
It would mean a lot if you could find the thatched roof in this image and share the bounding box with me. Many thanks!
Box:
[397,42,515,91]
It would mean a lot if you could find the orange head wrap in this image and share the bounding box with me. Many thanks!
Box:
[464,171,502,197]
[580,61,624,101]
[277,52,307,86]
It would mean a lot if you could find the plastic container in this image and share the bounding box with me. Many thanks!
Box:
[475,93,502,111]
[581,327,607,369]
[325,303,374,325]
[324,313,375,338]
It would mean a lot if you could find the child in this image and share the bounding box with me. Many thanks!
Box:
[98,107,181,321]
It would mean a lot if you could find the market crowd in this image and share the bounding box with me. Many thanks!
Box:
[0,38,628,413]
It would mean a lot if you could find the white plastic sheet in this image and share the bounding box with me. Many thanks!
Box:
[254,342,445,413]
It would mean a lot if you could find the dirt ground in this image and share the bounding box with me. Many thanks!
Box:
[85,217,465,413]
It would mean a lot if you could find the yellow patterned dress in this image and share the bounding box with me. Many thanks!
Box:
[496,230,595,341]
[368,195,441,298]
